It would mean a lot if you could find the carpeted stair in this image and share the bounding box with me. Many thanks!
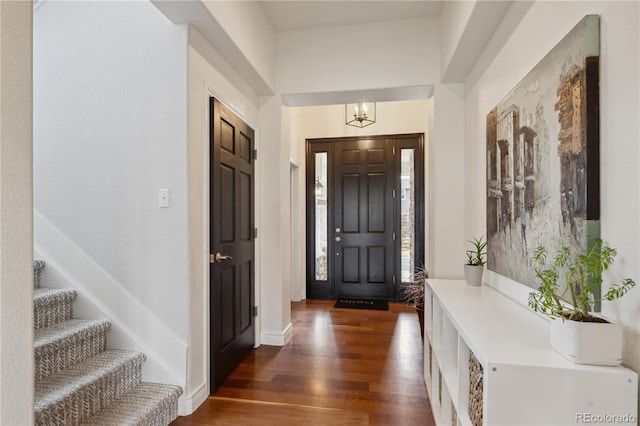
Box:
[33,260,182,426]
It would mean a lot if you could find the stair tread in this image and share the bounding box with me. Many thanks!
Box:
[35,349,146,411]
[34,287,77,302]
[35,318,111,350]
[78,382,183,426]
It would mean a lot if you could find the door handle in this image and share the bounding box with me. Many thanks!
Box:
[210,252,233,263]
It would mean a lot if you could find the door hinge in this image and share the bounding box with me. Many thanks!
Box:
[393,275,396,284]
[393,232,396,241]
[392,189,396,198]
[253,149,258,160]
[393,146,396,155]
[253,227,258,239]
[209,254,215,264]
[253,306,258,317]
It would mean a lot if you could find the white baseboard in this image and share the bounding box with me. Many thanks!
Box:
[34,210,187,393]
[260,322,293,346]
[183,382,208,415]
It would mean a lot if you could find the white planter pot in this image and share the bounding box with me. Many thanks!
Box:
[464,265,484,286]
[549,318,623,366]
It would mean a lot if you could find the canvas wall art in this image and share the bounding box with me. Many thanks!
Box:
[486,15,600,289]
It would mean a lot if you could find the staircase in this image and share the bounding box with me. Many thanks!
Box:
[33,260,182,425]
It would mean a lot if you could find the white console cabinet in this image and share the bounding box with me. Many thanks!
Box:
[423,279,638,426]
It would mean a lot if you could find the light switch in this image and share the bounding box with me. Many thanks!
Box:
[159,189,170,208]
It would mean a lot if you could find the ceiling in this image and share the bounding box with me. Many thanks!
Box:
[260,0,444,31]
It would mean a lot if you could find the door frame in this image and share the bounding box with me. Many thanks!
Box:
[305,134,425,300]
[202,85,260,395]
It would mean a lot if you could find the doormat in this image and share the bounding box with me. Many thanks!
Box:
[334,298,389,311]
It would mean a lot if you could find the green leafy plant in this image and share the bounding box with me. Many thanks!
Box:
[399,265,428,307]
[465,236,487,266]
[528,239,636,322]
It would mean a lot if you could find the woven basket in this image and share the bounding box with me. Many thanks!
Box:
[468,351,483,426]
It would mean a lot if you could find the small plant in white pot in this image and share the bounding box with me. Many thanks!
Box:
[528,239,635,366]
[464,236,486,286]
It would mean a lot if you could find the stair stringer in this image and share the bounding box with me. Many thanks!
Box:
[34,210,189,415]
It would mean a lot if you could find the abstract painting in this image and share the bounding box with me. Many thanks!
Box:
[486,15,600,290]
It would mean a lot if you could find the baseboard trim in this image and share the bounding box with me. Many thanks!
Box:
[260,322,293,346]
[183,382,208,415]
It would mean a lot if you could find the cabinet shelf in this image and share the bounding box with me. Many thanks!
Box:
[423,279,638,426]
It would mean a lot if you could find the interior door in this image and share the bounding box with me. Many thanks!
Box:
[210,98,255,391]
[334,138,394,299]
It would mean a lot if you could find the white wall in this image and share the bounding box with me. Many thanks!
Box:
[464,0,640,383]
[439,0,513,83]
[258,95,293,345]
[277,18,440,95]
[201,0,276,92]
[292,100,429,142]
[440,0,475,77]
[0,2,34,424]
[186,26,260,409]
[33,0,189,390]
[430,85,466,278]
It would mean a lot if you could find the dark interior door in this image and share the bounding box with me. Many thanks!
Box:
[210,98,255,391]
[334,138,394,299]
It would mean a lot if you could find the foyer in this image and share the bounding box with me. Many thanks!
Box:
[0,1,638,424]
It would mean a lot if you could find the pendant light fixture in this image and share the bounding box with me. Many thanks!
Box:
[345,102,376,128]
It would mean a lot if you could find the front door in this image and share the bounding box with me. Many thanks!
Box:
[210,98,255,391]
[306,134,424,300]
[334,138,394,299]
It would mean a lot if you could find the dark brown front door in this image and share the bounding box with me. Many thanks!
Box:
[306,134,424,301]
[210,98,255,391]
[334,138,394,299]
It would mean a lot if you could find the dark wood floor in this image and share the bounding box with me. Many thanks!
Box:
[172,300,435,425]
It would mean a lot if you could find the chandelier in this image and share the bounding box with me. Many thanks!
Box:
[345,102,376,128]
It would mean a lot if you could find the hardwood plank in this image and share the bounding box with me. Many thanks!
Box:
[172,300,435,425]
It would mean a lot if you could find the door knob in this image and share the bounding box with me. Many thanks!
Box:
[211,252,233,263]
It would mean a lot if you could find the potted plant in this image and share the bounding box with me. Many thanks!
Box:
[528,239,636,366]
[399,265,428,339]
[465,236,486,286]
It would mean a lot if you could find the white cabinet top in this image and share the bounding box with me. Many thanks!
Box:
[426,279,633,374]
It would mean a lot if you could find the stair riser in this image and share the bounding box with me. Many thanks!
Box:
[141,403,180,426]
[77,382,182,426]
[34,260,46,289]
[35,333,107,383]
[79,399,179,426]
[35,360,143,426]
[35,299,74,329]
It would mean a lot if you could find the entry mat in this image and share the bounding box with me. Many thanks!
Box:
[333,298,389,311]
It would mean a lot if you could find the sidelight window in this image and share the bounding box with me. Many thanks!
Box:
[400,149,415,282]
[314,152,328,281]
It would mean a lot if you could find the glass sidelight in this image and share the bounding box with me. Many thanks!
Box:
[314,152,328,281]
[400,148,415,282]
